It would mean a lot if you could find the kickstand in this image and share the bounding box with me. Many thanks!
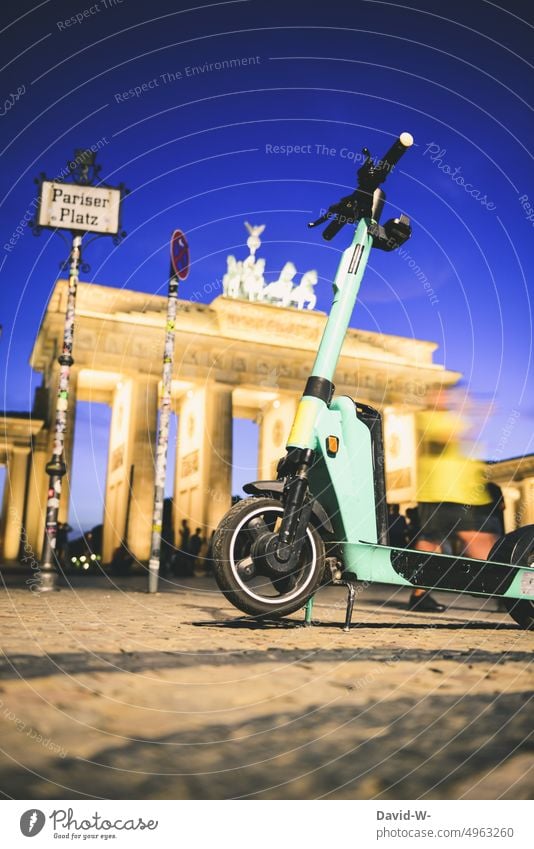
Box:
[343,580,357,632]
[304,595,314,626]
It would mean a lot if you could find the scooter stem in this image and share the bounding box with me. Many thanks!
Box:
[287,217,374,451]
[311,217,374,382]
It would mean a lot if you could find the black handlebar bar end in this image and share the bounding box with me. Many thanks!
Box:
[380,132,414,173]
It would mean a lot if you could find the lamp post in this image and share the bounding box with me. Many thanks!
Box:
[31,149,128,590]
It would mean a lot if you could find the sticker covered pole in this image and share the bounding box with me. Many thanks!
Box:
[38,234,82,591]
[31,148,128,592]
[148,230,189,593]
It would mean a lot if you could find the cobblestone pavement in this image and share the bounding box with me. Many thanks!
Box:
[0,572,532,800]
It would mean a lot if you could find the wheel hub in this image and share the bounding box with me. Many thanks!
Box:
[250,531,300,577]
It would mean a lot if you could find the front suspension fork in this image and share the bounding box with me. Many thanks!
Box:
[250,448,315,575]
[276,448,315,561]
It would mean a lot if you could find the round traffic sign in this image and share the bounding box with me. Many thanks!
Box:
[170,229,190,280]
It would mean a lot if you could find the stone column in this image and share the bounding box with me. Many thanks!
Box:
[258,395,297,479]
[127,377,158,560]
[502,486,521,533]
[384,408,417,503]
[24,430,49,558]
[1,446,30,561]
[173,386,203,542]
[515,480,534,529]
[173,383,233,541]
[103,376,158,563]
[203,383,233,533]
[103,379,131,564]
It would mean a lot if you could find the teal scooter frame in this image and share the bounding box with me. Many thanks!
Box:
[213,132,534,630]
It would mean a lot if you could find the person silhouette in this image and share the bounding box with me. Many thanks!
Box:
[172,519,192,576]
[188,528,203,574]
[387,504,409,547]
[408,394,500,613]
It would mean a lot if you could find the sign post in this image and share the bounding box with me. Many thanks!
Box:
[32,149,127,590]
[148,230,190,593]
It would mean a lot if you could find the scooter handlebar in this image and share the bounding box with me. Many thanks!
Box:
[308,131,414,239]
[381,132,414,172]
[358,131,414,188]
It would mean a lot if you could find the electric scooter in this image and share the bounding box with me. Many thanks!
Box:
[212,132,534,631]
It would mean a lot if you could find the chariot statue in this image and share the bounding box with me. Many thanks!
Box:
[220,223,318,311]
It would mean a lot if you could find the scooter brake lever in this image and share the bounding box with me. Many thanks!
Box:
[308,211,346,240]
[308,212,329,229]
[321,215,346,240]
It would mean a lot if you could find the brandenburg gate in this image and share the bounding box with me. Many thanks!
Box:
[3,275,464,564]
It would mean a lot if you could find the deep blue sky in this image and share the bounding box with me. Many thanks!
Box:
[1,0,533,533]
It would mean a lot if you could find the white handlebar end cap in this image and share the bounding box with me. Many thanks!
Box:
[400,132,414,147]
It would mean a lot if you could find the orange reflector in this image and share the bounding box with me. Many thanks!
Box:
[326,435,339,455]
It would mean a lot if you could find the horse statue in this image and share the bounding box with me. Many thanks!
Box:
[222,255,243,299]
[242,256,266,301]
[290,269,318,310]
[262,262,297,307]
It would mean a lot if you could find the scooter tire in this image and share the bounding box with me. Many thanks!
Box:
[504,597,534,630]
[488,526,534,630]
[213,496,326,619]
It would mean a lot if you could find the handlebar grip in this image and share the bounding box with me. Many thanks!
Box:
[380,132,414,173]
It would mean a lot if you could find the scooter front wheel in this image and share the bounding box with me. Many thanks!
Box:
[213,497,326,618]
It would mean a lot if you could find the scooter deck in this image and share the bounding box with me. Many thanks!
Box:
[341,541,534,601]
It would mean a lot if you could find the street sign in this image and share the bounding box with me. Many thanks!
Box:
[170,229,190,280]
[38,180,121,234]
